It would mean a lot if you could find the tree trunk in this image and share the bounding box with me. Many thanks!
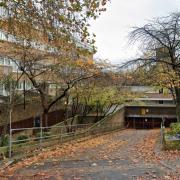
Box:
[64,120,70,133]
[43,110,49,127]
[2,109,9,135]
[175,87,180,122]
[176,102,180,122]
[95,108,99,123]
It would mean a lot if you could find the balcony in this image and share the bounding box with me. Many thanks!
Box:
[0,65,12,76]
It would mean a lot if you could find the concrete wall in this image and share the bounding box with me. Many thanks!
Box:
[0,100,66,134]
[77,107,125,125]
[0,100,64,126]
[125,105,177,129]
[125,105,176,117]
[106,107,125,124]
[77,116,103,124]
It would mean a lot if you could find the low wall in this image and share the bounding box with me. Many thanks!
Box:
[107,107,125,124]
[77,116,103,124]
[77,106,125,125]
[0,109,65,134]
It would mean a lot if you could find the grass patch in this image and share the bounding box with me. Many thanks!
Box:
[164,140,180,150]
[164,123,180,150]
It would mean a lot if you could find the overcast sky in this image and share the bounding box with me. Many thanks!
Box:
[90,0,180,64]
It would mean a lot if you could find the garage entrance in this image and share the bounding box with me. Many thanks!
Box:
[125,117,176,129]
[125,105,177,129]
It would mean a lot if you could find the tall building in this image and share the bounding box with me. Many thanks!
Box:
[0,5,94,97]
[0,3,95,132]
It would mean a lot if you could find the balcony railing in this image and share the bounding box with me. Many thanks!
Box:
[0,29,58,53]
[0,29,93,53]
[0,65,12,75]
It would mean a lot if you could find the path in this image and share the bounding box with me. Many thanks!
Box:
[0,129,179,179]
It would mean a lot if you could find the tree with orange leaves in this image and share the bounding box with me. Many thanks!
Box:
[0,0,110,126]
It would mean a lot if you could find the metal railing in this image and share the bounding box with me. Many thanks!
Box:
[160,122,165,145]
[8,122,124,158]
[9,123,92,157]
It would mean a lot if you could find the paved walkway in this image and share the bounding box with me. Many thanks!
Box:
[1,129,180,179]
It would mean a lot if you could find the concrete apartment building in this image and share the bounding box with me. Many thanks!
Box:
[0,5,94,133]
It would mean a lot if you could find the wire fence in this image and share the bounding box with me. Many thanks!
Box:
[9,122,124,158]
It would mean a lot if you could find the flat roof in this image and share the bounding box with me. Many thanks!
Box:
[125,104,176,108]
[134,98,173,101]
[126,115,176,118]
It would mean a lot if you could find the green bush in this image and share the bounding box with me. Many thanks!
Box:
[169,123,180,135]
[0,134,9,147]
[164,140,180,150]
[16,135,29,144]
[36,131,51,139]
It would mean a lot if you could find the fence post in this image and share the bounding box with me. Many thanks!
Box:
[86,126,89,137]
[160,122,163,145]
[9,82,12,158]
[160,118,165,146]
[74,125,77,139]
[9,129,12,158]
[60,127,63,143]
[40,117,43,146]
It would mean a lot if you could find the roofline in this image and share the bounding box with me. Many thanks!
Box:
[134,98,173,101]
[126,115,177,118]
[125,104,176,108]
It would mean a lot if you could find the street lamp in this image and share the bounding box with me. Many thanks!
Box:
[9,82,12,158]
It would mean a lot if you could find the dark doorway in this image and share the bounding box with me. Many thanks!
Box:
[125,117,176,129]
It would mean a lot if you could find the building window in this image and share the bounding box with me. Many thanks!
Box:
[4,58,10,66]
[17,82,23,90]
[159,100,163,104]
[0,57,4,65]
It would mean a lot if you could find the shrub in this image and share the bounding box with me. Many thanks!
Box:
[0,134,9,147]
[36,131,51,139]
[169,123,180,135]
[16,135,29,144]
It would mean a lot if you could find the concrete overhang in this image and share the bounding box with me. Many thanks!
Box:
[125,104,176,108]
[126,115,177,118]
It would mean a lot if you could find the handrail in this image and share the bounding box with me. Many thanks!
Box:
[7,106,125,158]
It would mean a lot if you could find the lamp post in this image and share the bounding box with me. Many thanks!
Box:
[9,82,12,158]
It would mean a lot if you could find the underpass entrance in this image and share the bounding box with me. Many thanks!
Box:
[125,117,176,129]
[125,105,177,129]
